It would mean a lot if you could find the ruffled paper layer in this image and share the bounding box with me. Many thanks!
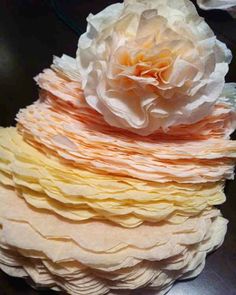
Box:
[0,127,226,227]
[14,63,236,184]
[0,48,235,295]
[0,185,227,294]
[76,0,232,135]
[17,99,236,183]
[39,59,236,140]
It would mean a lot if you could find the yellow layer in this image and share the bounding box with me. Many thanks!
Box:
[0,127,225,227]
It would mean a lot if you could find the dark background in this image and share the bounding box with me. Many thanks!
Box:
[0,1,235,294]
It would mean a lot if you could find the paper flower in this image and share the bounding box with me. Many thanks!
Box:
[77,0,232,135]
[0,0,235,294]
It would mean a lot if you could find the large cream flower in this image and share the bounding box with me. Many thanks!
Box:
[77,0,232,135]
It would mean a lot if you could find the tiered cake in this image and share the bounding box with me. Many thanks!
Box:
[0,0,236,294]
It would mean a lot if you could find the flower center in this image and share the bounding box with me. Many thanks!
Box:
[117,47,174,84]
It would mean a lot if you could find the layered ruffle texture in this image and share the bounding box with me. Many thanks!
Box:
[77,0,232,135]
[0,185,228,295]
[0,51,235,294]
[0,2,236,293]
[16,63,236,184]
[0,127,226,227]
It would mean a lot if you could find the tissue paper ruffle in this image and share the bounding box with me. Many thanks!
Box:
[0,127,225,227]
[36,65,236,140]
[0,185,227,294]
[17,100,236,183]
[76,0,232,135]
[0,0,235,294]
[13,64,236,184]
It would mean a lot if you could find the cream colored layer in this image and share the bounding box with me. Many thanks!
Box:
[0,185,227,294]
[0,127,225,227]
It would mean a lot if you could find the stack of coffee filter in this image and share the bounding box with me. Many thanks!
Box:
[0,0,236,294]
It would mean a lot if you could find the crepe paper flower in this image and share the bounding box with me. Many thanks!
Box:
[0,185,227,294]
[0,0,235,294]
[77,0,232,135]
[197,0,236,17]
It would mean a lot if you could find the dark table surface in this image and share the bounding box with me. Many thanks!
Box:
[0,1,236,294]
